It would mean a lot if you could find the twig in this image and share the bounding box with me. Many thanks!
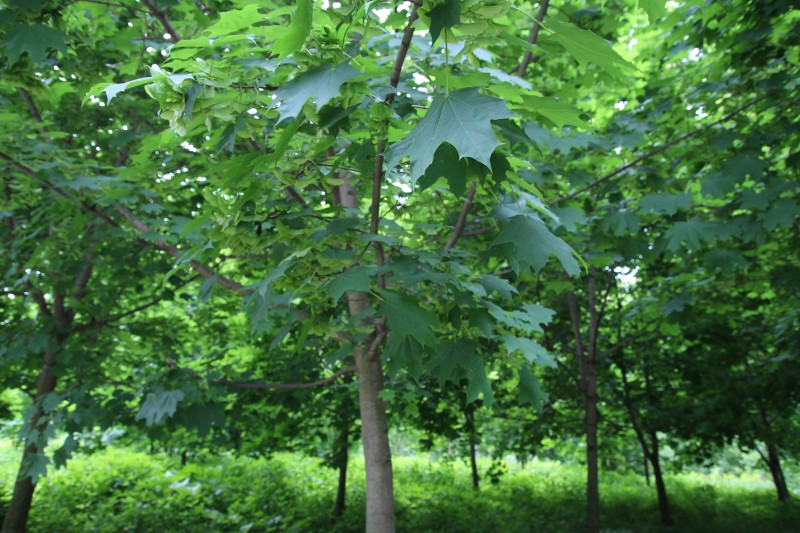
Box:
[553,94,771,205]
[18,88,43,123]
[211,365,357,390]
[516,0,549,77]
[141,0,180,41]
[444,182,477,251]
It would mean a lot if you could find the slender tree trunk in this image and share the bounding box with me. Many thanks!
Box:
[585,275,601,533]
[565,273,601,533]
[465,409,479,489]
[2,348,58,533]
[339,177,394,532]
[353,333,394,533]
[333,421,349,518]
[649,430,673,525]
[764,442,791,502]
[643,448,650,486]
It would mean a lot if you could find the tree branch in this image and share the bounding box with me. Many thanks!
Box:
[0,152,119,227]
[553,94,771,205]
[211,365,357,391]
[18,88,43,123]
[369,0,422,289]
[444,182,477,251]
[516,0,549,77]
[113,205,250,296]
[141,0,180,41]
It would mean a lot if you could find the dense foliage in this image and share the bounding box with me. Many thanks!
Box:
[0,0,798,532]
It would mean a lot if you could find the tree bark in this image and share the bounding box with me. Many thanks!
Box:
[565,273,601,533]
[2,347,59,533]
[465,408,479,490]
[649,430,673,525]
[332,420,349,518]
[764,442,791,502]
[339,177,395,532]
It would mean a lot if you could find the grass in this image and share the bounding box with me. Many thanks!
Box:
[0,442,797,532]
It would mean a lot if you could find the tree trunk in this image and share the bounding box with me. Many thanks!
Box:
[765,442,791,502]
[584,375,600,533]
[353,329,394,533]
[643,448,650,486]
[338,175,394,532]
[465,409,479,489]
[565,273,601,533]
[649,430,673,525]
[332,420,349,518]
[3,348,58,533]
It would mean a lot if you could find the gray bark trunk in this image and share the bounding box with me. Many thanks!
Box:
[2,348,59,533]
[339,179,395,533]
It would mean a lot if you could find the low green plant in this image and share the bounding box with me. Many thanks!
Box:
[19,449,800,533]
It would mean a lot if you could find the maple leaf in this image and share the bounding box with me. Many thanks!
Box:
[663,218,717,252]
[272,62,360,123]
[384,87,515,183]
[272,0,312,59]
[2,23,67,65]
[427,0,461,44]
[547,19,640,80]
[638,0,667,24]
[491,215,581,276]
[516,95,589,129]
[381,290,439,349]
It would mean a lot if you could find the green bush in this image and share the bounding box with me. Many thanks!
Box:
[21,450,800,533]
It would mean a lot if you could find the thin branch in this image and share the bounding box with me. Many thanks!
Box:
[18,88,43,123]
[368,0,421,289]
[553,94,771,205]
[0,152,119,227]
[211,365,357,391]
[517,0,549,77]
[444,182,477,251]
[73,275,199,332]
[113,205,250,296]
[141,0,180,41]
[461,225,497,237]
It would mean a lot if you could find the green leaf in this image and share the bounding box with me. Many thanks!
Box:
[663,218,716,252]
[418,143,468,196]
[326,267,372,302]
[492,215,581,276]
[638,193,692,215]
[518,365,549,409]
[638,0,666,24]
[136,390,184,426]
[272,0,313,58]
[464,357,494,406]
[547,19,640,79]
[199,275,216,303]
[761,199,799,231]
[204,4,263,36]
[481,274,518,300]
[603,210,640,236]
[517,96,589,129]
[21,453,49,483]
[429,339,477,384]
[381,290,439,349]
[427,0,461,44]
[502,336,556,367]
[704,249,748,274]
[273,62,360,123]
[2,24,67,65]
[384,87,515,183]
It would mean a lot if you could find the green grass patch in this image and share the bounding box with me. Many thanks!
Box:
[0,444,795,533]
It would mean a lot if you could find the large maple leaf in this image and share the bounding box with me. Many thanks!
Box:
[384,87,515,184]
[272,62,360,123]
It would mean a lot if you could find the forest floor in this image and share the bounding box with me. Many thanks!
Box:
[0,440,798,532]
